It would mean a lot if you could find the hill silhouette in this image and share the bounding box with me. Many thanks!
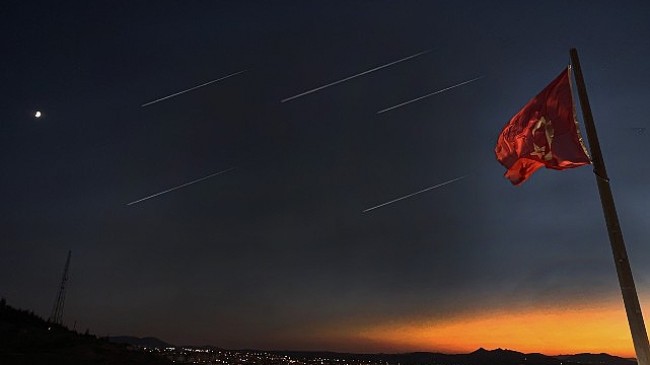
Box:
[0,298,170,365]
[556,353,637,365]
[270,348,636,365]
[0,298,638,365]
[108,335,172,348]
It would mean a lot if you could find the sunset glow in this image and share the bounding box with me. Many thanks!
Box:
[334,299,649,358]
[6,2,650,359]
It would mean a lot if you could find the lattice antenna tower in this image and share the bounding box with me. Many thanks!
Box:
[49,250,71,325]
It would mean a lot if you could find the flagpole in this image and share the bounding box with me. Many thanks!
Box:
[570,48,650,365]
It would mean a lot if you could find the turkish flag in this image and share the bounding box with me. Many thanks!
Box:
[495,67,591,185]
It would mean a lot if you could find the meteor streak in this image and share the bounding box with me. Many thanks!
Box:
[142,70,247,107]
[281,50,431,103]
[362,175,468,213]
[127,167,235,206]
[377,76,484,114]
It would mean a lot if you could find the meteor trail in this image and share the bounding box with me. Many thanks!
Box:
[127,167,235,206]
[362,175,469,213]
[281,50,431,103]
[377,76,484,114]
[141,70,247,107]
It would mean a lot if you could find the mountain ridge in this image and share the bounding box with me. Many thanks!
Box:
[108,335,172,349]
[1,298,637,365]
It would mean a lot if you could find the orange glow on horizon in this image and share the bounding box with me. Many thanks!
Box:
[331,299,646,358]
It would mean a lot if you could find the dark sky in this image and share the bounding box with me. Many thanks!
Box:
[2,0,650,355]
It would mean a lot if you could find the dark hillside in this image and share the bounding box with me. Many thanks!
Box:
[0,298,170,365]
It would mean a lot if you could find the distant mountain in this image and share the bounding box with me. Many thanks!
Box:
[457,348,564,365]
[556,353,637,365]
[1,297,637,365]
[0,299,171,365]
[108,335,172,348]
[270,348,636,365]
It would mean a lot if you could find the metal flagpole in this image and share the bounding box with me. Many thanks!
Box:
[570,48,650,365]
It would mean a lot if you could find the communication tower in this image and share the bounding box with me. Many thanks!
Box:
[48,250,71,325]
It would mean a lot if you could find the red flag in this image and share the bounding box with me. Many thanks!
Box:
[495,67,591,185]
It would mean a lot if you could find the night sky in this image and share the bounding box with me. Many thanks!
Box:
[2,0,650,357]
